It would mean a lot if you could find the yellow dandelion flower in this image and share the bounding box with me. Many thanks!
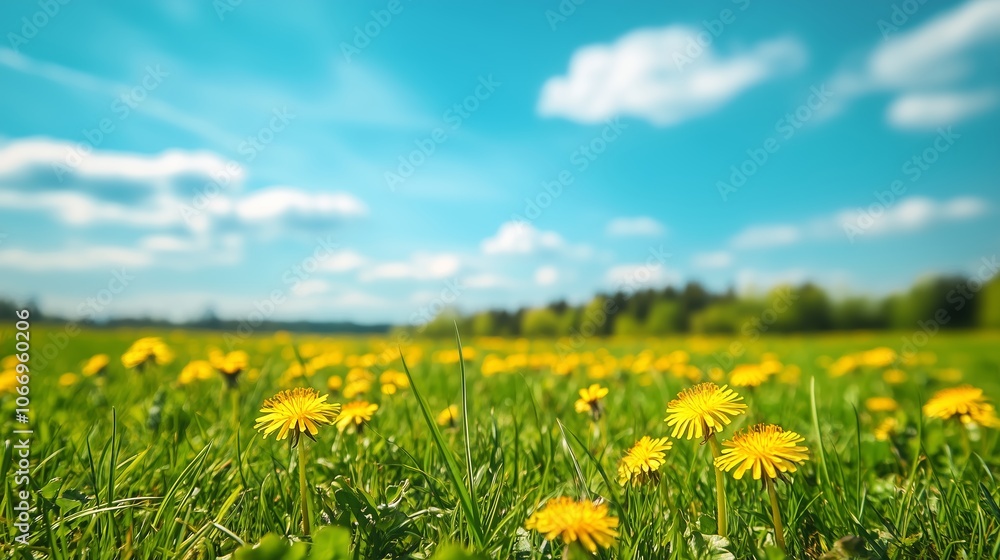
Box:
[923,385,1000,428]
[437,404,460,427]
[715,423,809,480]
[121,337,173,370]
[664,382,747,440]
[82,354,110,377]
[59,372,79,387]
[335,400,379,433]
[525,497,619,553]
[0,369,18,393]
[210,350,249,387]
[381,383,397,395]
[326,375,343,392]
[865,397,899,413]
[883,368,907,384]
[343,379,371,399]
[178,360,214,385]
[729,364,770,388]
[617,436,672,486]
[874,417,898,442]
[574,384,609,418]
[254,388,340,446]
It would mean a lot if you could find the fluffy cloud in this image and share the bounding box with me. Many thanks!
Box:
[359,252,461,281]
[837,196,987,237]
[0,138,366,233]
[538,26,805,126]
[319,249,368,273]
[605,263,679,290]
[692,251,733,269]
[887,91,998,129]
[534,265,559,286]
[730,225,801,249]
[727,196,987,251]
[605,216,666,237]
[835,0,1000,127]
[481,221,567,255]
[0,245,152,271]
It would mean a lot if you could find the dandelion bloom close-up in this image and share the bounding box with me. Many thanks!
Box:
[121,337,174,370]
[437,404,460,427]
[574,383,609,416]
[729,364,771,388]
[618,436,672,486]
[923,385,999,428]
[525,497,619,553]
[715,423,809,480]
[335,400,379,432]
[254,388,341,445]
[81,354,110,377]
[665,382,748,440]
[865,397,899,413]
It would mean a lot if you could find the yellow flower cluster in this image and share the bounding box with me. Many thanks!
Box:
[121,337,173,370]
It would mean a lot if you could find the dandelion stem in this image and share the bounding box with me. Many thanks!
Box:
[230,389,240,433]
[707,433,728,538]
[765,477,786,553]
[297,443,311,536]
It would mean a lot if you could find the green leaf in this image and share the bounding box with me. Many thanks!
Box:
[234,534,292,560]
[429,544,489,560]
[400,349,486,548]
[309,526,352,560]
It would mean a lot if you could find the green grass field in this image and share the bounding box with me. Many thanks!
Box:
[2,326,1000,559]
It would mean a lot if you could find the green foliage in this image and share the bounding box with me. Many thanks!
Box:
[5,326,1000,558]
[979,276,1000,328]
[521,308,561,337]
[233,527,350,560]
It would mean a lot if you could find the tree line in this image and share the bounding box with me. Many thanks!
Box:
[415,274,1000,337]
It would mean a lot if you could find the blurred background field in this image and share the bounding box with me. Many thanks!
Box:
[2,325,999,558]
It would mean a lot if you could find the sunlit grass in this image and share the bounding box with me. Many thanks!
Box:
[2,327,999,558]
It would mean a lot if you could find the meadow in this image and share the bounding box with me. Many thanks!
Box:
[2,326,1000,559]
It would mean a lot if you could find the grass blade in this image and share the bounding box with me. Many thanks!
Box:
[399,350,485,549]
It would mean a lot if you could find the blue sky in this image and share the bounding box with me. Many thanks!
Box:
[1,0,998,324]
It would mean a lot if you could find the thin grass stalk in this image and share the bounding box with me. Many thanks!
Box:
[298,443,310,536]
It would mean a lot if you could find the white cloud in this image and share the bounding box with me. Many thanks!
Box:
[605,216,665,237]
[234,186,367,223]
[834,0,1000,127]
[463,273,511,289]
[0,138,366,233]
[887,91,998,128]
[291,279,330,297]
[538,26,805,125]
[605,263,678,290]
[837,195,987,237]
[730,225,801,249]
[0,246,152,271]
[534,265,559,286]
[359,252,461,281]
[319,249,368,273]
[481,221,566,255]
[867,0,1000,90]
[692,251,733,269]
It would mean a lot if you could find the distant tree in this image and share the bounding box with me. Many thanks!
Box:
[979,276,1000,328]
[471,311,496,337]
[645,300,683,334]
[521,308,560,337]
[833,297,885,330]
[613,313,644,336]
[556,307,579,336]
